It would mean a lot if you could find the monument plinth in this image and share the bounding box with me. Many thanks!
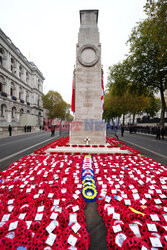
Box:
[70,10,106,145]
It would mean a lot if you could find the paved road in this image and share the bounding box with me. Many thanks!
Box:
[0,131,66,171]
[107,129,167,166]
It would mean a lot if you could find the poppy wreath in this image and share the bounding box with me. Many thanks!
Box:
[82,176,95,184]
[81,186,98,202]
[81,155,98,202]
[83,182,96,189]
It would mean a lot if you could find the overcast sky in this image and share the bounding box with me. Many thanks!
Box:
[0,0,147,104]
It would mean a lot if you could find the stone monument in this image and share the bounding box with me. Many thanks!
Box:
[70,10,106,144]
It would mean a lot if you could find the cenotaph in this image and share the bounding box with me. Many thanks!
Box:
[70,10,106,145]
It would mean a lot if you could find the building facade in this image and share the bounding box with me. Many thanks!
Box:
[0,28,45,127]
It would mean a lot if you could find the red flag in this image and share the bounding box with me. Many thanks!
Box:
[71,76,75,113]
[101,70,105,113]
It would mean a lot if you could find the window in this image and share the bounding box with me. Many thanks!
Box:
[0,47,4,66]
[26,91,29,102]
[19,65,23,78]
[1,104,7,118]
[26,71,29,82]
[0,48,3,54]
[10,82,15,96]
[10,87,13,96]
[20,109,24,115]
[19,87,22,99]
[38,79,41,91]
[11,57,16,74]
[38,96,40,106]
[0,75,5,92]
[12,107,16,118]
[0,104,3,117]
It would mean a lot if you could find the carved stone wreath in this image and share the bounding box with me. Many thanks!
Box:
[77,44,100,67]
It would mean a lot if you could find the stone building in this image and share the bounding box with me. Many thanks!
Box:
[0,28,45,127]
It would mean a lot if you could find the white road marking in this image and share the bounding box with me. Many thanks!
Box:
[0,136,58,163]
[121,139,167,159]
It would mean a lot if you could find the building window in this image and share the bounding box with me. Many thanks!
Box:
[20,109,24,116]
[19,87,22,100]
[38,96,40,106]
[11,57,16,74]
[0,47,4,66]
[1,104,7,118]
[0,56,2,66]
[26,91,29,102]
[0,104,3,117]
[12,107,16,118]
[10,82,15,97]
[0,75,5,93]
[19,65,23,78]
[26,71,29,82]
[10,87,13,96]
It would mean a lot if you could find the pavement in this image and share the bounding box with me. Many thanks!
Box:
[107,129,167,166]
[0,129,44,138]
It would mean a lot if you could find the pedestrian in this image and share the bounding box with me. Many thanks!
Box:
[156,126,161,140]
[161,127,165,140]
[51,125,55,137]
[114,126,119,140]
[121,125,124,137]
[24,125,27,133]
[8,124,12,136]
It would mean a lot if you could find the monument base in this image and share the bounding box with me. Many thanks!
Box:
[70,120,106,145]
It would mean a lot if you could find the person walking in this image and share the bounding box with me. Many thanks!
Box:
[114,126,119,140]
[24,125,27,133]
[156,126,161,140]
[121,125,124,137]
[161,127,165,140]
[51,125,55,137]
[8,124,12,136]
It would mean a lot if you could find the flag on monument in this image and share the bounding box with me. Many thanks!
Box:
[71,76,75,113]
[101,70,105,113]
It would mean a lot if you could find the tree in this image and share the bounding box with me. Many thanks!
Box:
[107,60,130,95]
[127,0,167,127]
[42,90,68,120]
[103,90,124,122]
[104,86,152,124]
[144,95,161,117]
[65,104,74,121]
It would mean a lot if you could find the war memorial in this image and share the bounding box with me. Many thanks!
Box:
[0,10,167,250]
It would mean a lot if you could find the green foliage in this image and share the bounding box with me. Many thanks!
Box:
[42,90,69,120]
[103,87,155,122]
[127,0,167,126]
[107,0,167,127]
[144,95,161,117]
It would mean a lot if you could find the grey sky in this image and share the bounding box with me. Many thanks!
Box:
[0,0,146,104]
